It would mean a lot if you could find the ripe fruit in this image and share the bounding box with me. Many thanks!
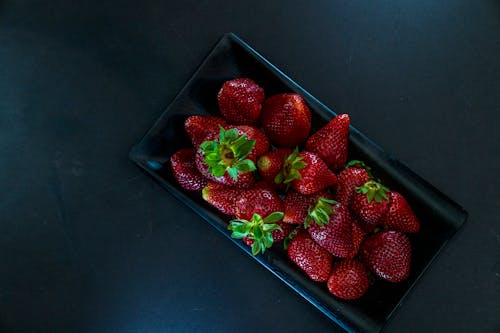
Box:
[231,125,270,162]
[170,148,208,191]
[287,230,333,282]
[184,115,227,147]
[257,148,293,188]
[242,220,292,248]
[234,184,283,221]
[307,203,353,258]
[282,191,333,225]
[201,182,244,215]
[306,114,350,170]
[228,212,284,255]
[347,220,367,259]
[217,78,265,125]
[327,259,370,300]
[288,151,337,195]
[196,126,264,187]
[335,160,372,206]
[361,230,411,283]
[351,180,390,232]
[261,93,312,147]
[382,191,420,233]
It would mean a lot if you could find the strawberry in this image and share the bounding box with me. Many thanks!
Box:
[351,180,390,232]
[335,160,372,206]
[361,230,411,283]
[196,126,265,188]
[277,151,337,195]
[217,78,265,125]
[201,181,244,215]
[234,183,283,221]
[287,230,333,282]
[257,148,293,188]
[261,93,312,147]
[307,203,353,258]
[306,114,350,170]
[170,148,208,191]
[382,191,420,233]
[347,220,367,259]
[184,115,227,147]
[242,220,292,248]
[327,259,370,300]
[282,191,333,225]
[230,125,270,162]
[228,212,284,255]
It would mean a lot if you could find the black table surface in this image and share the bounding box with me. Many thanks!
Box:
[1,1,499,332]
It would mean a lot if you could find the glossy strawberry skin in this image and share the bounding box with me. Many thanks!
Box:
[170,148,208,191]
[287,231,333,282]
[351,193,390,232]
[235,184,283,221]
[335,166,371,206]
[291,152,337,195]
[261,94,312,148]
[283,191,332,225]
[201,182,244,215]
[184,115,228,147]
[382,191,420,233]
[217,78,265,125]
[257,148,293,188]
[306,114,350,170]
[327,259,370,300]
[346,220,367,259]
[307,203,353,258]
[228,125,270,162]
[361,230,411,283]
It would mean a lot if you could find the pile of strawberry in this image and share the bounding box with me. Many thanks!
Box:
[170,78,420,300]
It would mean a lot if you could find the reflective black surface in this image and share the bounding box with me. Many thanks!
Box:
[1,1,499,333]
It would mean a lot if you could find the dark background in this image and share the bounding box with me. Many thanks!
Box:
[1,1,499,332]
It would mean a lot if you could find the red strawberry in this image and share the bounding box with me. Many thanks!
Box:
[201,181,244,215]
[289,151,337,195]
[257,148,293,188]
[261,93,312,147]
[306,114,350,170]
[170,148,208,191]
[234,183,283,220]
[196,126,265,188]
[287,230,333,282]
[184,115,227,147]
[347,220,367,259]
[382,191,420,233]
[230,125,270,162]
[228,211,284,255]
[282,191,332,225]
[351,180,390,232]
[335,160,372,206]
[327,259,370,300]
[242,220,292,247]
[361,230,411,283]
[217,78,265,125]
[307,203,353,258]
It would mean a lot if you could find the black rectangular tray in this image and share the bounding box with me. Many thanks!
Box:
[129,33,468,333]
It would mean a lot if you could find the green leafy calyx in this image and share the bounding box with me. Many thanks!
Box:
[283,226,301,250]
[199,126,256,180]
[304,197,338,228]
[274,147,307,185]
[355,180,389,203]
[228,212,284,255]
